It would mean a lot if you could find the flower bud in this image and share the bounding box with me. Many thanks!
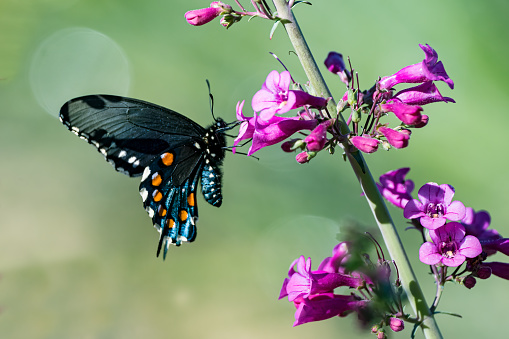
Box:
[377,329,386,339]
[389,317,404,332]
[379,127,410,149]
[350,135,380,153]
[295,151,316,164]
[351,108,362,123]
[281,139,305,152]
[463,275,476,289]
[477,266,492,279]
[185,2,228,26]
[305,120,332,151]
[324,51,351,85]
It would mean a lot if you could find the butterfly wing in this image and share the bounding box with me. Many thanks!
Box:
[59,95,206,176]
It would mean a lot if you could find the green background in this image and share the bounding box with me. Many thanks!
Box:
[1,0,508,338]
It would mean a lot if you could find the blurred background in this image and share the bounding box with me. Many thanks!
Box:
[1,0,508,338]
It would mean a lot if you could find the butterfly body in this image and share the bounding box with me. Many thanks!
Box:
[59,95,229,258]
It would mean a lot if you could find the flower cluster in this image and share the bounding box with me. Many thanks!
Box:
[328,44,454,154]
[279,241,407,337]
[378,168,509,288]
[233,70,329,161]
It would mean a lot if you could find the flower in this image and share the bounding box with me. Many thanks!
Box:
[403,182,466,230]
[419,222,482,267]
[304,120,331,151]
[377,167,414,209]
[379,44,454,90]
[351,135,380,153]
[380,101,423,125]
[185,2,230,26]
[392,81,455,106]
[324,52,351,85]
[461,208,509,257]
[378,127,410,149]
[252,70,327,121]
[293,293,368,326]
[233,100,318,155]
[389,317,404,332]
[483,262,509,280]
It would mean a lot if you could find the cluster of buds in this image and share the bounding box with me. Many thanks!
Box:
[377,168,509,289]
[330,44,455,153]
[185,1,277,29]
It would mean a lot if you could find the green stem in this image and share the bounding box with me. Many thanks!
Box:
[271,1,443,338]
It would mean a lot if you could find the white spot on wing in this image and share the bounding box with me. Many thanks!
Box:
[119,150,127,158]
[140,187,148,202]
[128,156,137,164]
[146,207,154,218]
[141,167,151,181]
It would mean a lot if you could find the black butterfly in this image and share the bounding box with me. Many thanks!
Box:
[59,95,234,259]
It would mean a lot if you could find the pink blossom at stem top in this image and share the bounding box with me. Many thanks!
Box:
[404,182,466,230]
[379,44,454,90]
[185,2,231,26]
[419,222,482,267]
[233,100,318,155]
[350,135,380,153]
[252,70,327,121]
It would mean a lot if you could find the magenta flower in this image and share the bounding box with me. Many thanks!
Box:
[393,81,455,106]
[413,114,429,128]
[389,318,404,332]
[252,70,327,120]
[378,127,410,149]
[283,255,366,302]
[324,52,351,85]
[483,262,509,280]
[185,2,230,26]
[377,167,414,209]
[233,100,318,155]
[351,135,380,153]
[379,44,454,90]
[305,120,331,151]
[317,242,351,274]
[293,293,368,326]
[380,101,423,125]
[419,222,482,267]
[404,182,466,230]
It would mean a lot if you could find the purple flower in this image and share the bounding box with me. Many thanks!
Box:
[185,2,230,26]
[413,114,429,128]
[252,70,327,121]
[283,256,366,302]
[389,318,404,332]
[379,44,454,90]
[419,222,482,267]
[393,81,455,106]
[378,127,410,149]
[380,101,423,125]
[404,182,466,230]
[483,262,509,280]
[233,100,318,155]
[351,135,380,153]
[377,167,414,209]
[324,52,351,85]
[305,120,331,151]
[293,293,368,326]
[318,242,351,274]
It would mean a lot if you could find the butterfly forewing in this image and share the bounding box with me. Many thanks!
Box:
[59,95,230,258]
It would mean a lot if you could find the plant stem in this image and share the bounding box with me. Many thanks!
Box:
[271,1,443,338]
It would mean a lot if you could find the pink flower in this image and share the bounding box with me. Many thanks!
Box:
[304,120,331,151]
[419,222,482,267]
[233,100,318,155]
[350,135,380,153]
[185,2,230,26]
[404,182,466,230]
[252,70,327,120]
[378,127,410,149]
[377,167,414,209]
[380,101,423,125]
[379,44,454,90]
[393,81,455,106]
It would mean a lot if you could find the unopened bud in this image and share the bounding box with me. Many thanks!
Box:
[463,275,476,289]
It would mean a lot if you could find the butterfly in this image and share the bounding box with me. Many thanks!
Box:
[59,94,235,259]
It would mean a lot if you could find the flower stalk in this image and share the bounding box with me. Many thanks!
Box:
[271,0,442,337]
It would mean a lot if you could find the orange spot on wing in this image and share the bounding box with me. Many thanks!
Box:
[153,190,163,202]
[151,173,162,186]
[158,206,167,217]
[179,210,188,222]
[187,193,195,207]
[161,152,174,166]
[167,219,175,229]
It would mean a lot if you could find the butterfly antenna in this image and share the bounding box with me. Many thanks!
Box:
[206,79,218,121]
